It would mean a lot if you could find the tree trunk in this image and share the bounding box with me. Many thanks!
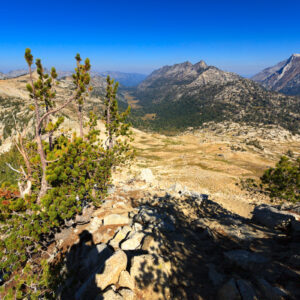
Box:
[29,66,48,204]
[78,104,84,138]
[106,97,113,150]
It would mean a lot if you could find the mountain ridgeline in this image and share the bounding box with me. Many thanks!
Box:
[122,60,300,134]
[252,54,300,95]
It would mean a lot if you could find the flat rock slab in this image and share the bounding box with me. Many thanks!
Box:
[130,254,172,299]
[236,279,258,300]
[118,270,135,290]
[224,249,269,271]
[103,214,130,225]
[121,231,145,250]
[217,278,241,300]
[96,250,128,290]
[252,204,296,230]
[109,226,132,249]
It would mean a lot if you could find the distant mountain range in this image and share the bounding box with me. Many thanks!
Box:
[99,71,147,87]
[0,59,299,138]
[125,60,300,133]
[252,54,300,95]
[0,69,28,79]
[0,69,146,87]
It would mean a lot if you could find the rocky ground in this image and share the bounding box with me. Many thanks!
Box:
[48,173,300,300]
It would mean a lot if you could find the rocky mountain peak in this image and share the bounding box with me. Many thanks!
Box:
[291,53,300,58]
[252,54,300,95]
[193,60,208,70]
[137,60,239,91]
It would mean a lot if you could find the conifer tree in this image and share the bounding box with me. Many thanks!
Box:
[73,53,92,138]
[0,49,133,299]
[104,75,131,151]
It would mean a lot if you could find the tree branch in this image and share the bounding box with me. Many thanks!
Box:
[38,95,75,129]
[6,163,21,174]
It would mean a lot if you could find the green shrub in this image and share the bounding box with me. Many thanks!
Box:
[261,156,300,202]
[0,50,133,299]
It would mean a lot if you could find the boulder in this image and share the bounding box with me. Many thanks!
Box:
[291,220,300,238]
[256,278,288,300]
[217,278,241,300]
[236,279,258,300]
[118,270,135,290]
[224,249,269,271]
[252,204,296,230]
[107,184,116,195]
[169,183,183,193]
[130,254,171,298]
[119,288,135,300]
[207,263,225,286]
[103,214,130,226]
[134,206,175,232]
[121,231,145,250]
[76,250,128,299]
[109,226,132,249]
[89,216,103,233]
[288,254,300,268]
[137,168,155,183]
[78,243,113,280]
[141,235,161,254]
[95,250,128,290]
[100,289,123,300]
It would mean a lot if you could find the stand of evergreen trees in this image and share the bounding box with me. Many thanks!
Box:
[0,50,133,299]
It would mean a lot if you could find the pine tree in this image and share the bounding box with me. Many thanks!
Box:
[0,49,133,299]
[261,155,300,202]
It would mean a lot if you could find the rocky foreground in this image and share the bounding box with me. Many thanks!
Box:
[50,175,300,300]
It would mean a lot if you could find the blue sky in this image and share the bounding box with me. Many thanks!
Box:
[1,0,300,76]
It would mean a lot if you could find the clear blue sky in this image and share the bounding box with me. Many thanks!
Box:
[1,0,300,76]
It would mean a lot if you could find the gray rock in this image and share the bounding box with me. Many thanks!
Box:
[141,235,161,253]
[75,250,127,299]
[207,263,225,286]
[109,226,132,249]
[156,218,175,232]
[256,278,288,300]
[217,278,241,300]
[130,254,171,286]
[236,279,258,300]
[95,250,127,290]
[288,254,300,268]
[224,250,269,271]
[190,191,208,201]
[134,206,175,231]
[79,243,112,279]
[107,184,116,195]
[252,204,296,230]
[137,168,155,183]
[88,216,103,233]
[121,231,145,250]
[75,206,93,224]
[119,288,135,300]
[169,183,183,193]
[103,214,130,225]
[133,222,143,231]
[118,270,135,290]
[291,220,300,237]
[100,289,123,300]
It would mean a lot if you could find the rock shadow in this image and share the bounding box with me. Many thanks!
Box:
[132,194,300,300]
[58,230,112,300]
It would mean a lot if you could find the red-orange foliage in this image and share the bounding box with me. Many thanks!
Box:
[0,188,20,201]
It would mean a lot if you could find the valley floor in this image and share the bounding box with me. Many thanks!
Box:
[120,123,300,217]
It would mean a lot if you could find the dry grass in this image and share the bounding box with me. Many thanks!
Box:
[130,128,300,217]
